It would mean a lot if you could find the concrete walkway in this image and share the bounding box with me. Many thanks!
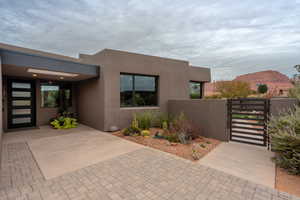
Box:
[198,142,275,188]
[7,125,144,179]
[28,125,144,179]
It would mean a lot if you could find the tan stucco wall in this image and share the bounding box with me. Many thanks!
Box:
[168,99,229,141]
[77,77,105,130]
[77,53,105,131]
[79,49,211,131]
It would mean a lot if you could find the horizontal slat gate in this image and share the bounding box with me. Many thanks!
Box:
[228,98,270,147]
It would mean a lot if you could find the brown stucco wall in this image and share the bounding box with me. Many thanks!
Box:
[270,98,299,117]
[77,52,105,130]
[79,49,211,131]
[168,99,229,141]
[77,77,105,130]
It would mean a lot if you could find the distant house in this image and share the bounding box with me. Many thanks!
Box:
[205,70,293,97]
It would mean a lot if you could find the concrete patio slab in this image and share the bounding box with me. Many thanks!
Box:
[198,142,275,188]
[27,125,144,179]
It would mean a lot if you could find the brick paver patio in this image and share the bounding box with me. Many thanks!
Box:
[1,141,300,200]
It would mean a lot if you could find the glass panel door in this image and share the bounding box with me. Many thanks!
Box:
[7,79,36,129]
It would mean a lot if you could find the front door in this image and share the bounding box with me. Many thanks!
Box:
[7,79,36,129]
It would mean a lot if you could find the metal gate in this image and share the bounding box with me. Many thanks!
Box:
[228,98,270,147]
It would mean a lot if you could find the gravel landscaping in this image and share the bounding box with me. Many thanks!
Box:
[113,128,220,161]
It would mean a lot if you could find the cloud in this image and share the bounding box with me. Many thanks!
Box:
[0,0,299,80]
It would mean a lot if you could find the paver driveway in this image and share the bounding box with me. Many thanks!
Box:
[1,127,299,200]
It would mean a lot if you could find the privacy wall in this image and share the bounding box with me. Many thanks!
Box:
[168,98,299,142]
[270,98,299,117]
[168,99,229,141]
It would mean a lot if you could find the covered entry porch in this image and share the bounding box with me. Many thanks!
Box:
[0,43,99,132]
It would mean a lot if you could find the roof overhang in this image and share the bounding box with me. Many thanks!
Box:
[0,49,99,81]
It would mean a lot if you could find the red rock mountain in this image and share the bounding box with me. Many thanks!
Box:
[205,70,293,96]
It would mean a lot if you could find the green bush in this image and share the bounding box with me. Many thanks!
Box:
[134,111,172,129]
[122,127,141,136]
[165,134,180,143]
[50,116,78,129]
[122,115,141,136]
[135,111,155,130]
[141,130,150,137]
[257,84,268,94]
[268,106,300,175]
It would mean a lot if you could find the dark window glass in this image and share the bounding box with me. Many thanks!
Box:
[61,85,72,107]
[190,81,203,99]
[41,83,72,108]
[120,75,134,107]
[120,74,158,107]
[41,85,60,108]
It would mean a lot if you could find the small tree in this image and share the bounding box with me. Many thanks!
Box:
[257,84,268,94]
[215,81,252,98]
[292,64,300,84]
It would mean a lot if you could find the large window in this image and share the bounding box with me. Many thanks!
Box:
[120,74,158,107]
[41,83,72,108]
[190,81,203,99]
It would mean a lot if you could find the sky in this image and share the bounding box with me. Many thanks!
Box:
[1,0,300,80]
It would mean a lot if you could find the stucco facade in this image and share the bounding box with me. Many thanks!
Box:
[78,49,210,131]
[0,43,210,133]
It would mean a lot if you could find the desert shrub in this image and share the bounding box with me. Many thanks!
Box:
[122,114,141,136]
[162,121,168,131]
[215,80,252,98]
[135,111,155,130]
[170,112,199,144]
[164,134,180,143]
[257,84,268,94]
[268,106,300,175]
[288,84,300,100]
[141,130,150,137]
[149,111,172,128]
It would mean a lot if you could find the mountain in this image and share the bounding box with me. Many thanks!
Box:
[205,70,293,96]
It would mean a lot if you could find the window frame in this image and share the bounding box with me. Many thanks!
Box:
[40,82,73,108]
[189,81,203,99]
[120,73,159,107]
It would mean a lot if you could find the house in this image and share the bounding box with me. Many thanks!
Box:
[0,43,210,136]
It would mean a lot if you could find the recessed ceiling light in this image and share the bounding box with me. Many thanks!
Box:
[27,68,78,77]
[32,74,37,77]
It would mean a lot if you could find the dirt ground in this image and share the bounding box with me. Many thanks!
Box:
[276,167,300,197]
[113,128,220,161]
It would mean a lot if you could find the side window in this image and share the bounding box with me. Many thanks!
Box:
[190,81,203,99]
[41,84,60,108]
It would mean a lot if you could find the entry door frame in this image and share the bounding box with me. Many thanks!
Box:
[7,78,36,129]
